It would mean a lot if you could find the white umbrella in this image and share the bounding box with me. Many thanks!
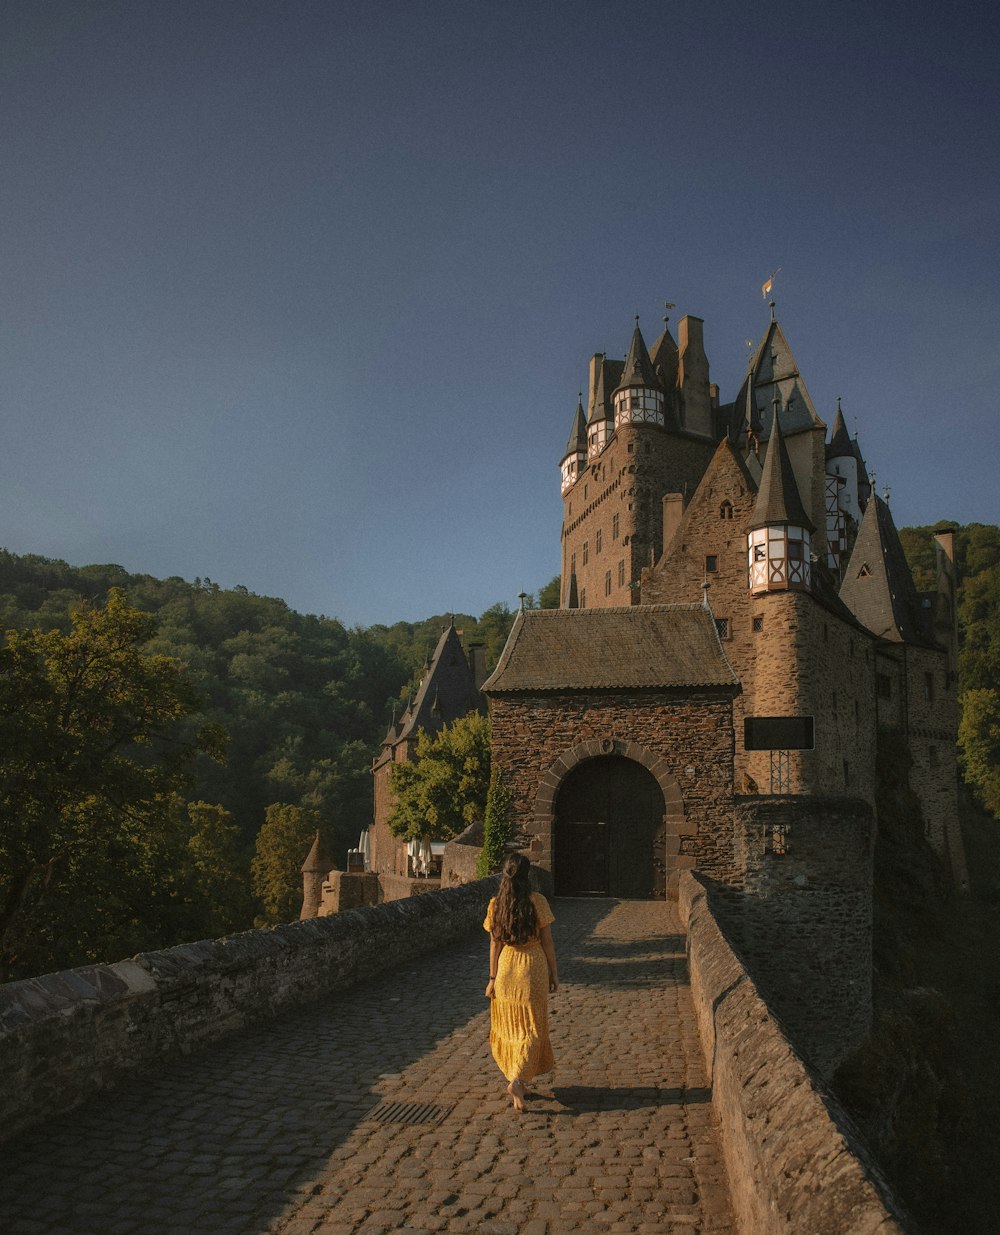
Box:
[359,829,370,870]
[407,837,418,874]
[419,839,433,876]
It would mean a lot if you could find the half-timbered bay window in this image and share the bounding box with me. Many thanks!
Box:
[613,385,664,427]
[748,524,812,593]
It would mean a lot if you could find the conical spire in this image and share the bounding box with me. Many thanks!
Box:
[827,399,853,458]
[616,320,660,391]
[749,402,814,531]
[564,395,587,458]
[301,830,332,874]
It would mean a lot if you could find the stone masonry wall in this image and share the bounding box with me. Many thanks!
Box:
[904,642,967,885]
[561,424,716,608]
[0,877,498,1144]
[679,870,908,1234]
[720,796,875,1076]
[641,442,878,803]
[489,688,735,893]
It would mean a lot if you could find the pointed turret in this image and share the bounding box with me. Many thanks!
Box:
[612,320,665,430]
[560,396,588,493]
[827,401,853,458]
[587,355,619,457]
[649,320,679,393]
[839,496,933,645]
[300,830,333,920]
[748,404,814,594]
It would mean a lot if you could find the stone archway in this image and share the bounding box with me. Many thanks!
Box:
[532,739,685,899]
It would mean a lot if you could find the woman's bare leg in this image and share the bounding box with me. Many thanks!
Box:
[506,1079,526,1112]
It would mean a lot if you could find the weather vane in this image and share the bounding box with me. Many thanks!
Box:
[761,268,781,299]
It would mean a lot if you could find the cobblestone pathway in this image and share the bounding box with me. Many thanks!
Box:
[1,900,734,1234]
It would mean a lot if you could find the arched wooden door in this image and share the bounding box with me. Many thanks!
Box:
[553,756,666,898]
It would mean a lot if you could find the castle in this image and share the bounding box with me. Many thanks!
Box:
[481,302,965,1074]
[302,299,964,1075]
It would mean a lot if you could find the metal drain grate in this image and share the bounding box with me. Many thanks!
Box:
[365,1100,454,1127]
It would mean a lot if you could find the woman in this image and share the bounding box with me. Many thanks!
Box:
[484,853,559,1111]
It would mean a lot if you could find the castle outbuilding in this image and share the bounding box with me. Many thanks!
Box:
[489,303,966,1075]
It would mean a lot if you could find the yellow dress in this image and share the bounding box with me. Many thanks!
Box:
[484,892,556,1083]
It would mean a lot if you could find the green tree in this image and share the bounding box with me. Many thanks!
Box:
[184,800,255,937]
[0,589,226,980]
[388,712,491,841]
[251,802,322,925]
[538,575,561,609]
[476,764,514,877]
[958,689,1000,817]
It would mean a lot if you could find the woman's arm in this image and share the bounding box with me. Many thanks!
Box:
[539,924,559,992]
[485,937,503,998]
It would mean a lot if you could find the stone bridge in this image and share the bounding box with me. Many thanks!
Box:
[0,878,906,1234]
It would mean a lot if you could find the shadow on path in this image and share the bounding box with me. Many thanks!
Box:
[0,900,625,1235]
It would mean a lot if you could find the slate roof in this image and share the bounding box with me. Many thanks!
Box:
[615,323,660,391]
[649,324,679,389]
[827,403,853,458]
[563,397,587,458]
[839,496,936,646]
[373,621,484,768]
[731,319,825,440]
[482,606,739,693]
[748,407,814,532]
[589,357,623,425]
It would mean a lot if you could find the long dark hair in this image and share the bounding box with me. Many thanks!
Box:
[491,853,537,945]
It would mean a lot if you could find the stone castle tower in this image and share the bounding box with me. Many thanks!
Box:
[486,301,966,1076]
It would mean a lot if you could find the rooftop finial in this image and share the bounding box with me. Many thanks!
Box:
[883,484,891,504]
[769,299,776,322]
[635,313,640,328]
[518,591,528,611]
[761,268,781,299]
[663,300,675,326]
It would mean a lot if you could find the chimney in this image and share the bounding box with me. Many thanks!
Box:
[932,531,959,675]
[662,493,685,556]
[588,354,603,417]
[467,642,489,689]
[677,316,712,436]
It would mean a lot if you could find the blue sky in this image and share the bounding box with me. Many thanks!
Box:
[1,0,997,626]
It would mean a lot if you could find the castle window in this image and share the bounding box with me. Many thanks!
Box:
[823,623,829,642]
[582,541,589,566]
[596,529,603,555]
[570,552,576,576]
[612,513,619,540]
[705,555,718,574]
[618,559,625,587]
[858,562,872,578]
[753,544,766,561]
[604,569,612,596]
[720,501,733,520]
[767,824,788,856]
[715,617,731,640]
[877,673,892,699]
[924,672,935,702]
[579,590,586,609]
[627,443,634,453]
[752,615,764,633]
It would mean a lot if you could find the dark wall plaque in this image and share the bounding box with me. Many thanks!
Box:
[744,716,815,750]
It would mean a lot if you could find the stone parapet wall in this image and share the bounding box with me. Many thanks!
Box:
[724,795,874,1076]
[679,870,908,1234]
[0,877,498,1144]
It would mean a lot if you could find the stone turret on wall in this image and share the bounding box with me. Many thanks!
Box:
[300,831,332,920]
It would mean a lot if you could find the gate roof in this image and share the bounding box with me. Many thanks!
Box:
[482,605,739,693]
